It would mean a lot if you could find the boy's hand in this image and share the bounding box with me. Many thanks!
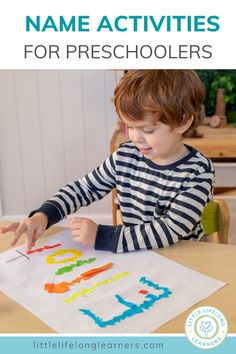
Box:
[0,212,48,252]
[70,217,98,248]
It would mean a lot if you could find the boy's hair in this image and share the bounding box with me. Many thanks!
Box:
[114,70,205,136]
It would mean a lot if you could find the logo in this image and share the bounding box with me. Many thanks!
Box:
[185,306,228,349]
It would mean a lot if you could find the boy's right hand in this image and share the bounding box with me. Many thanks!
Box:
[0,212,48,252]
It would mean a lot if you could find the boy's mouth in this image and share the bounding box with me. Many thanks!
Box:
[138,147,152,155]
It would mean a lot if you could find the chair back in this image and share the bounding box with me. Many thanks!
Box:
[202,199,229,244]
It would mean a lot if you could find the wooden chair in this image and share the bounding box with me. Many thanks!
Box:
[202,199,230,244]
[116,199,230,244]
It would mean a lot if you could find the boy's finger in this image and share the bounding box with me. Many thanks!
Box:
[70,222,81,230]
[31,228,43,247]
[26,239,33,252]
[71,229,81,237]
[10,222,27,246]
[0,222,20,234]
[25,223,36,252]
[70,217,81,224]
[70,217,88,224]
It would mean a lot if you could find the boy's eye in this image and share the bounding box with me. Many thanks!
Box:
[143,130,154,134]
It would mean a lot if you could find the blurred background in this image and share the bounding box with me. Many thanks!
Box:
[0,70,235,243]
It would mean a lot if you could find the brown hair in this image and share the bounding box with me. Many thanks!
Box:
[114,70,205,136]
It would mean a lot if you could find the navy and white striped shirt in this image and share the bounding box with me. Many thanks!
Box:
[33,142,215,253]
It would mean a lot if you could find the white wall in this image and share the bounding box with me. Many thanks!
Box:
[0,70,123,223]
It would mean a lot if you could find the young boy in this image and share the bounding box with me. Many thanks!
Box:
[0,70,214,253]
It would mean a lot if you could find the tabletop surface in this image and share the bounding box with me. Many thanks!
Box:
[0,221,236,334]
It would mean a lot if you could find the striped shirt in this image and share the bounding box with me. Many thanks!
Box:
[33,142,215,253]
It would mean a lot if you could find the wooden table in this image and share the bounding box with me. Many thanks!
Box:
[0,221,236,333]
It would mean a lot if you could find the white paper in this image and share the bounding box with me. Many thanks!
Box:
[0,229,225,333]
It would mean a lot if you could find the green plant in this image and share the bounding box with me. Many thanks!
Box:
[197,70,236,116]
[209,75,236,112]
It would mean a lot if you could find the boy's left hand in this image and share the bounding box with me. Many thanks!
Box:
[70,217,98,248]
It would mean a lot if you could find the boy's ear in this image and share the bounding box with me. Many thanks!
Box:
[177,115,194,134]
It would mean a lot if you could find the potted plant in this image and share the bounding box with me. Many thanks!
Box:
[197,70,236,124]
[209,75,236,115]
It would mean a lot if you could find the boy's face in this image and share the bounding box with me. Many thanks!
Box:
[122,115,184,165]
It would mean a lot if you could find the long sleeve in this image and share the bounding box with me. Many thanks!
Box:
[29,152,117,228]
[95,167,214,253]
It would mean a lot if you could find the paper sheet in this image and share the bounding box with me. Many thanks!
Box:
[0,229,225,333]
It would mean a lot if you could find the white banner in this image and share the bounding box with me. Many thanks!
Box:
[0,0,235,69]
